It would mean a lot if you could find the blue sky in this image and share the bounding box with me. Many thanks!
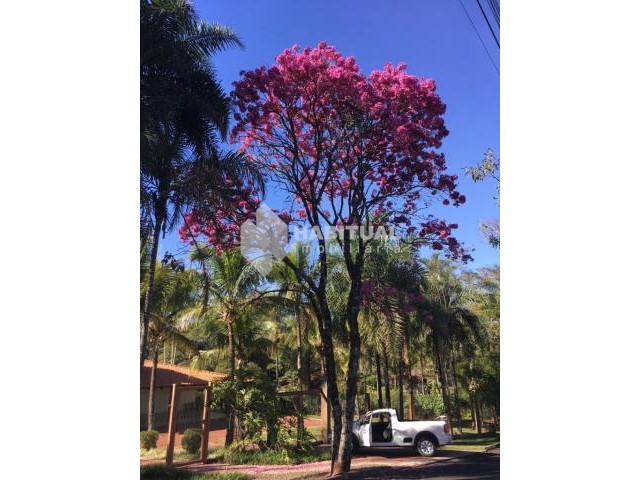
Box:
[160,0,500,267]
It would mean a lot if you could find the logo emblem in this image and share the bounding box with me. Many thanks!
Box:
[240,203,288,275]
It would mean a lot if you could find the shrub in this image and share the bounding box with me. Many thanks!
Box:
[181,428,203,454]
[140,465,189,479]
[140,430,159,450]
[414,391,445,418]
[209,445,331,465]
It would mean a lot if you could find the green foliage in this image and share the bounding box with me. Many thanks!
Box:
[276,416,318,453]
[141,464,251,480]
[209,446,331,465]
[181,428,203,454]
[464,149,499,200]
[211,362,320,455]
[212,363,285,448]
[140,430,159,450]
[414,390,446,418]
[464,149,500,247]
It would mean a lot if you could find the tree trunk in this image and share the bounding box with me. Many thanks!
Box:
[295,307,305,444]
[147,344,159,430]
[403,323,414,420]
[407,355,414,421]
[225,312,236,446]
[140,205,163,373]
[383,348,391,408]
[335,274,363,475]
[419,353,426,395]
[282,239,342,475]
[375,352,383,408]
[432,334,451,415]
[318,304,343,476]
[397,359,404,421]
[450,347,462,434]
[473,395,483,434]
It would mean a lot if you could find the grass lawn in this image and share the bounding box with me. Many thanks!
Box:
[140,447,202,462]
[440,433,500,452]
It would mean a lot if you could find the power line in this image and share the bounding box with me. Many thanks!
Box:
[457,0,499,75]
[487,0,500,28]
[475,0,500,48]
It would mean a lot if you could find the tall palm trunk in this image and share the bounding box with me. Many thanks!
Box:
[397,359,404,421]
[224,311,236,446]
[140,205,164,372]
[406,347,414,420]
[382,348,391,408]
[375,352,383,408]
[419,353,426,395]
[432,334,451,415]
[473,395,483,434]
[147,344,159,430]
[450,346,462,434]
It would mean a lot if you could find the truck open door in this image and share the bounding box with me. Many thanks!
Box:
[357,412,372,447]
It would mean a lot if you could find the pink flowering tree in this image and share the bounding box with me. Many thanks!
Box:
[186,42,468,473]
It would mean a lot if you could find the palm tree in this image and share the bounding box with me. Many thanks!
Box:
[269,244,317,390]
[355,240,425,419]
[141,264,200,430]
[268,243,318,441]
[185,248,263,445]
[421,255,484,432]
[462,265,500,430]
[140,0,263,371]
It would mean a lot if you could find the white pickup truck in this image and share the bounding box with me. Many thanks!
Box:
[351,408,453,457]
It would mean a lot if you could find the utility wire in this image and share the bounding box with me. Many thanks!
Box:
[487,0,500,28]
[457,0,499,75]
[475,0,500,48]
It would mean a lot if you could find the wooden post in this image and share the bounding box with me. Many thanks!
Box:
[320,380,331,444]
[165,384,179,466]
[200,385,211,463]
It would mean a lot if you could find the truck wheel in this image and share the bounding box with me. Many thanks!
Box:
[350,435,360,455]
[415,437,437,457]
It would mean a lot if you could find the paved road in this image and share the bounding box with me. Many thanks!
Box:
[182,449,499,479]
[343,449,500,479]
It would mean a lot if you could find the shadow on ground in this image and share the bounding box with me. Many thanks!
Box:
[334,451,500,480]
